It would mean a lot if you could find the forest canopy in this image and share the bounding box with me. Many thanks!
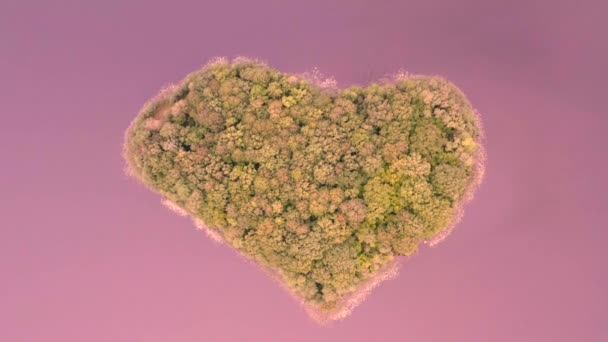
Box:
[123,57,484,318]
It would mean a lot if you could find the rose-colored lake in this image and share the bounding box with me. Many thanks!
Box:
[1,1,606,341]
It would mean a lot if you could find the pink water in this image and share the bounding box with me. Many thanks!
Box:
[1,0,606,341]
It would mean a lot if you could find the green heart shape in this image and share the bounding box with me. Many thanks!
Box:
[123,57,485,321]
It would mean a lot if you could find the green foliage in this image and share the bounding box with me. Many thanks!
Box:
[123,58,482,314]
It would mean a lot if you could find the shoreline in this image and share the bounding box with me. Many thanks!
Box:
[125,57,488,323]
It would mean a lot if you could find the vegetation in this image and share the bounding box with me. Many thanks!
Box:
[123,57,483,314]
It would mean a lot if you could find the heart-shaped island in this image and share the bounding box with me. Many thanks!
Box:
[123,57,486,322]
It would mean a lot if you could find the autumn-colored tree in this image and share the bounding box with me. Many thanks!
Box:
[123,57,483,316]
